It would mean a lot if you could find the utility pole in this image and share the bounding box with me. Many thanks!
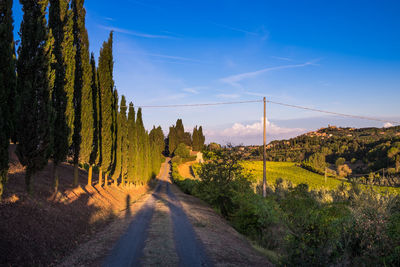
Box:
[263,97,267,198]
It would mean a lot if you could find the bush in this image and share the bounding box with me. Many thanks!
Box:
[174,143,190,158]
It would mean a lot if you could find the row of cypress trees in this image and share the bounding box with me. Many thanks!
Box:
[168,119,205,155]
[0,0,164,198]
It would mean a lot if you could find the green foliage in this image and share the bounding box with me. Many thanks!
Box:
[335,157,346,167]
[126,102,136,184]
[98,31,114,173]
[49,0,69,167]
[241,161,400,194]
[301,152,326,174]
[16,0,52,193]
[89,53,99,165]
[174,143,190,158]
[0,0,16,197]
[73,0,94,165]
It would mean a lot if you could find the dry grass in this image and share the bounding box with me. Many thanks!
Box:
[0,144,151,266]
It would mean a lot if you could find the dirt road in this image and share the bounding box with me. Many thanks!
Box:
[103,159,212,266]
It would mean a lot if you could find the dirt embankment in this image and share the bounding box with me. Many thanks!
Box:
[177,161,196,179]
[0,145,150,266]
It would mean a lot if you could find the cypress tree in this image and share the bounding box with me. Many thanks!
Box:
[71,0,93,186]
[49,0,69,192]
[63,2,75,148]
[198,126,205,150]
[16,0,52,194]
[111,90,120,185]
[192,126,199,151]
[88,53,99,186]
[136,108,145,184]
[127,102,136,185]
[0,0,16,198]
[168,126,177,155]
[120,96,128,186]
[98,32,114,185]
[96,65,103,185]
[110,88,118,185]
[149,126,164,177]
[176,119,185,144]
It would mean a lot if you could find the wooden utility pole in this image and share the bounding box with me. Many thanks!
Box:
[263,97,267,198]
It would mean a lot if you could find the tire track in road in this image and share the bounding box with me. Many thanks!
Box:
[103,159,213,266]
[166,181,213,267]
[102,184,161,267]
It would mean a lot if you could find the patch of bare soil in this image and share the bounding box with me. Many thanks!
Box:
[169,183,273,267]
[0,144,151,266]
[178,161,196,179]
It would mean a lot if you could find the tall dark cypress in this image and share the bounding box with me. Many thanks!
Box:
[88,53,99,185]
[72,0,93,186]
[0,0,16,198]
[120,95,128,185]
[192,126,199,151]
[168,126,177,155]
[198,126,205,150]
[110,88,118,185]
[16,0,52,194]
[49,0,69,192]
[111,89,119,185]
[63,1,75,148]
[98,32,114,185]
[127,102,136,185]
[112,95,128,185]
[136,108,145,184]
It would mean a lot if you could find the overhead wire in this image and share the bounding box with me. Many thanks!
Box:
[127,98,398,125]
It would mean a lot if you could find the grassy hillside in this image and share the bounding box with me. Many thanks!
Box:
[241,161,400,194]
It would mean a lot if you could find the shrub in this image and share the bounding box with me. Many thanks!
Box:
[174,143,190,158]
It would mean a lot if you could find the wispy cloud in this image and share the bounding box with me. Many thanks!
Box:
[100,25,175,39]
[271,56,292,62]
[220,60,319,87]
[217,93,241,99]
[104,17,114,21]
[145,53,203,63]
[182,86,206,94]
[213,22,259,36]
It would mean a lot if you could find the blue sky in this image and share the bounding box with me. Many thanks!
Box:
[12,0,400,145]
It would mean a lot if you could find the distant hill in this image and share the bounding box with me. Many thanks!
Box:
[242,125,400,176]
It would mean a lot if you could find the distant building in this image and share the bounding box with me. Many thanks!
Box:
[190,150,204,163]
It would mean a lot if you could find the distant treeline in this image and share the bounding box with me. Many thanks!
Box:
[167,119,205,156]
[0,0,165,198]
[245,126,400,174]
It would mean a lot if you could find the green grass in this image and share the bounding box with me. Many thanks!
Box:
[241,161,400,194]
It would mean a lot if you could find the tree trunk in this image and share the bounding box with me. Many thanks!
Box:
[53,163,59,193]
[25,170,33,195]
[104,173,108,187]
[98,168,103,187]
[73,163,79,186]
[88,165,93,186]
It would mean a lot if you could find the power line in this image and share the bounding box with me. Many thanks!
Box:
[266,100,400,125]
[135,99,263,108]
[126,98,398,125]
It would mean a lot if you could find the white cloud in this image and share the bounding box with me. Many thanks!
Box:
[217,93,241,99]
[220,60,318,88]
[100,25,174,39]
[205,118,306,145]
[182,86,207,94]
[384,122,393,128]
